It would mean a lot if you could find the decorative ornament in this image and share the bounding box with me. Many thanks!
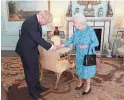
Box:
[74,7,80,15]
[77,1,101,5]
[97,7,103,17]
[83,1,95,17]
[107,1,113,17]
[66,1,72,17]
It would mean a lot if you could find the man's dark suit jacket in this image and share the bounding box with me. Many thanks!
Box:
[15,15,52,56]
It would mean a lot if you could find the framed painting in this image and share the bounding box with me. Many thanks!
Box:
[117,31,124,38]
[7,0,50,21]
[47,31,53,41]
[59,31,65,38]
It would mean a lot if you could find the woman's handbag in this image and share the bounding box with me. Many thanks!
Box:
[83,47,96,66]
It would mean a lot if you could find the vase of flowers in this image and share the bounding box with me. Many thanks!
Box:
[8,1,16,18]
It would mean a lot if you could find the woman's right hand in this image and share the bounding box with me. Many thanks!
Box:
[60,44,65,48]
[55,44,65,50]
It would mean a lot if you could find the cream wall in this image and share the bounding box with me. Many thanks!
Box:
[113,1,124,28]
[114,1,124,17]
[1,1,124,50]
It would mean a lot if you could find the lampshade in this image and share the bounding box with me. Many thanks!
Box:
[52,17,63,27]
[121,17,124,28]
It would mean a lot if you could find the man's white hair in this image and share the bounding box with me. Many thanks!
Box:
[72,13,86,25]
[38,10,53,23]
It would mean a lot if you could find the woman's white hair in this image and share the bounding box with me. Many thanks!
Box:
[72,13,86,25]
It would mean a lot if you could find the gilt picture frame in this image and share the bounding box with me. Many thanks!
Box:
[7,0,50,21]
[47,31,53,41]
[59,31,65,39]
[117,31,123,38]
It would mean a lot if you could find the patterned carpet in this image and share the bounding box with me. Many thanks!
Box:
[1,57,124,100]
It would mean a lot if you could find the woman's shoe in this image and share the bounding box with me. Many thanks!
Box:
[82,88,91,95]
[75,83,84,90]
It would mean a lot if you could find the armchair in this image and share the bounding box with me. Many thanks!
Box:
[38,46,74,88]
[116,45,124,65]
[51,35,61,45]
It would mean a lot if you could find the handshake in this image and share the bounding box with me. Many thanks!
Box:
[50,44,65,51]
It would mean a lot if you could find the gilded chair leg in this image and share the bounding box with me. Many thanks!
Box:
[55,73,62,89]
[116,54,118,59]
[39,63,43,81]
[40,68,43,81]
[71,62,76,78]
[71,68,75,78]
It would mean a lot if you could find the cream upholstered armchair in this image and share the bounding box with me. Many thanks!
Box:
[116,45,124,65]
[38,44,74,88]
[51,35,61,45]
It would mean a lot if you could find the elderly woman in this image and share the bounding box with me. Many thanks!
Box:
[60,13,99,95]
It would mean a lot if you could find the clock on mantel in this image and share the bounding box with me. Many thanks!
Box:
[77,1,102,17]
[77,1,102,5]
[66,1,114,18]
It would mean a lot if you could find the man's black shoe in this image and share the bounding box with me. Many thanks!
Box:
[36,86,49,93]
[29,93,41,99]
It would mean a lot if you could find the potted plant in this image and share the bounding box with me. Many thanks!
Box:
[8,1,16,18]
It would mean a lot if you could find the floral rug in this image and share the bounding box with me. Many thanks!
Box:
[1,57,124,100]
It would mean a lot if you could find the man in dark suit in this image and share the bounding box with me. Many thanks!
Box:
[15,10,56,99]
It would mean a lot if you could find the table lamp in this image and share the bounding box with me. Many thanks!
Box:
[52,17,63,35]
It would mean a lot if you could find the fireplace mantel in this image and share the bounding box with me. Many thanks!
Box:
[66,17,114,21]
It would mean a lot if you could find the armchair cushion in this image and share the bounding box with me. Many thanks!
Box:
[55,60,72,73]
[116,45,124,65]
[117,45,124,56]
[38,46,72,73]
[51,36,61,45]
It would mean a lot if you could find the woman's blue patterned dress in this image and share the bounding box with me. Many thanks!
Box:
[64,26,99,79]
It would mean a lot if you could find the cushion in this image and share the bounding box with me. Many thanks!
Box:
[117,45,124,55]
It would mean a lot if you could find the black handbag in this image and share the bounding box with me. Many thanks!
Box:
[83,47,96,66]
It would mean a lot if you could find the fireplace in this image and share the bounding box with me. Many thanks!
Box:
[94,28,103,51]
